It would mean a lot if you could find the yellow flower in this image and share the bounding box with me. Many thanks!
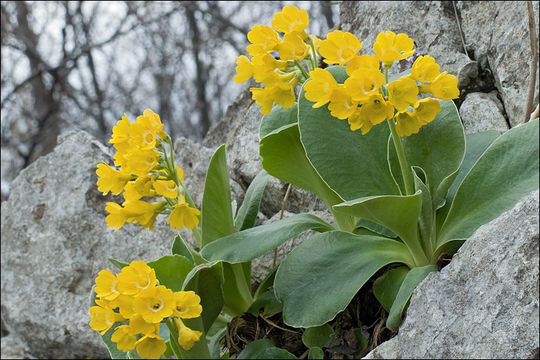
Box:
[319,30,363,66]
[373,31,415,66]
[346,54,380,76]
[413,97,441,124]
[175,165,185,184]
[358,94,395,127]
[347,107,374,134]
[95,269,120,301]
[271,5,309,35]
[421,72,460,100]
[246,25,282,56]
[117,260,157,297]
[250,82,296,115]
[89,299,124,335]
[135,333,167,359]
[153,179,178,199]
[110,294,136,319]
[387,77,419,111]
[133,285,175,323]
[124,148,160,177]
[136,109,166,141]
[123,200,164,231]
[168,194,201,230]
[96,163,131,196]
[172,291,203,319]
[395,110,424,136]
[129,314,160,336]
[410,55,440,82]
[123,176,156,201]
[278,32,310,61]
[105,202,129,232]
[344,68,385,102]
[109,114,131,145]
[111,325,137,352]
[328,84,359,120]
[174,318,202,351]
[233,55,254,84]
[251,53,287,83]
[304,68,338,108]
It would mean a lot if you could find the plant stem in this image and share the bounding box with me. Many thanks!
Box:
[165,318,183,359]
[295,59,310,80]
[384,65,414,195]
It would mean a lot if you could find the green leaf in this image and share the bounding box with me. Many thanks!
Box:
[333,191,427,265]
[222,262,253,317]
[147,255,194,292]
[275,231,414,327]
[308,347,324,360]
[201,213,334,263]
[259,123,346,215]
[201,144,235,247]
[386,264,438,330]
[297,66,399,201]
[259,104,298,139]
[247,290,282,316]
[302,324,335,348]
[354,218,397,238]
[207,315,229,359]
[236,339,297,359]
[108,258,128,270]
[438,119,539,245]
[171,234,201,264]
[372,266,410,312]
[436,130,500,231]
[353,327,370,354]
[234,169,270,231]
[253,266,277,300]
[182,261,224,333]
[390,100,465,209]
[411,166,435,255]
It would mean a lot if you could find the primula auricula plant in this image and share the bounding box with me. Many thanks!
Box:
[91,108,283,358]
[202,4,539,333]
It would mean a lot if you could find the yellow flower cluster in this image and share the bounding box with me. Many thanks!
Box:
[233,5,321,115]
[304,30,460,136]
[96,109,200,232]
[89,260,203,358]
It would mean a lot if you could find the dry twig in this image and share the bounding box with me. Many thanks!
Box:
[524,1,538,124]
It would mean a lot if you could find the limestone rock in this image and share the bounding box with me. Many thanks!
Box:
[339,1,476,82]
[364,190,539,359]
[456,1,539,126]
[0,130,179,358]
[459,92,509,134]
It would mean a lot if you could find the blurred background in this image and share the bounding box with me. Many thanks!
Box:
[1,1,339,202]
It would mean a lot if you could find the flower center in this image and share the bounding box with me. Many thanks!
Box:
[136,276,151,289]
[148,299,163,312]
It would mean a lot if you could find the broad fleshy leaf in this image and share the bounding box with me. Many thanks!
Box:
[388,100,465,209]
[234,169,270,231]
[386,265,438,330]
[411,166,435,255]
[438,119,539,245]
[436,130,500,231]
[237,339,297,359]
[108,258,128,270]
[372,266,410,312]
[298,66,400,201]
[302,324,335,348]
[147,255,194,292]
[333,191,427,265]
[201,213,334,263]
[275,231,414,327]
[172,234,205,264]
[259,104,298,139]
[201,144,235,247]
[182,261,224,333]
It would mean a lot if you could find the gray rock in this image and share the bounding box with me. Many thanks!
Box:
[339,1,476,83]
[0,130,180,358]
[0,333,33,359]
[363,189,539,359]
[456,1,540,126]
[459,92,509,134]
